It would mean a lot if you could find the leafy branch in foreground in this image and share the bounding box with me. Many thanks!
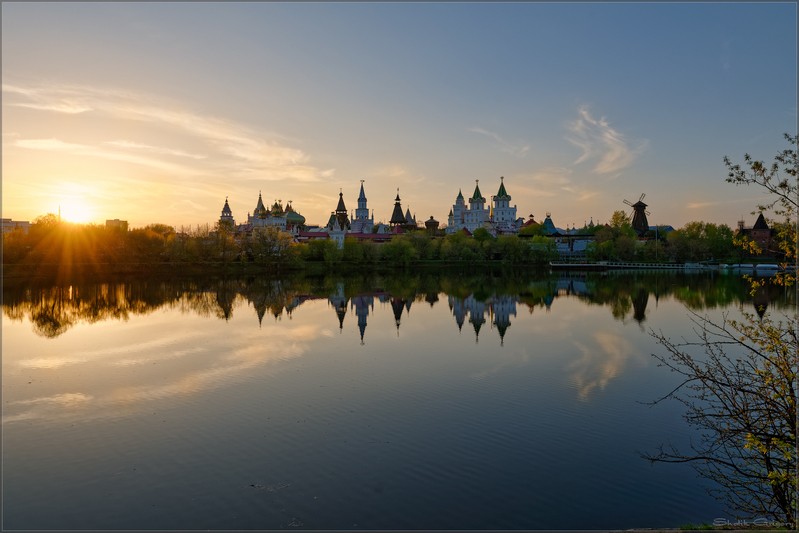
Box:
[725,133,797,288]
[644,310,797,527]
[645,134,798,528]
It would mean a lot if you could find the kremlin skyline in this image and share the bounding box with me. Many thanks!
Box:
[3,3,795,230]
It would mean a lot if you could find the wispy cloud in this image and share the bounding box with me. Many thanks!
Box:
[374,165,427,185]
[104,140,207,160]
[686,201,719,209]
[14,137,195,175]
[516,167,598,202]
[565,105,647,176]
[3,82,332,184]
[469,127,530,158]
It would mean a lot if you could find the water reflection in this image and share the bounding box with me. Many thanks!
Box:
[571,331,642,400]
[4,271,792,529]
[3,271,792,343]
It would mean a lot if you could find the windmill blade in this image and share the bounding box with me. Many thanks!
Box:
[623,199,633,206]
[639,193,646,202]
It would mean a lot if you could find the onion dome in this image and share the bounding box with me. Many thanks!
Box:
[286,210,305,226]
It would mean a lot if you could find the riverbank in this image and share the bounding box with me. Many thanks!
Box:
[1,259,555,282]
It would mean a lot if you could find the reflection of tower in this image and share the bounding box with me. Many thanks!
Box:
[253,295,268,326]
[466,295,487,343]
[351,295,374,345]
[448,295,466,332]
[752,285,770,320]
[543,293,554,312]
[216,283,236,321]
[390,297,405,334]
[329,282,348,332]
[631,288,649,324]
[492,295,517,346]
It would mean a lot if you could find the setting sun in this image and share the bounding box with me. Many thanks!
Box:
[59,197,95,224]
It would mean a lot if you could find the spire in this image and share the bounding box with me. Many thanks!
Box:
[358,180,366,200]
[221,196,233,216]
[336,190,347,213]
[456,189,464,200]
[496,176,510,200]
[470,180,485,202]
[254,191,268,218]
[390,189,406,225]
[333,190,350,229]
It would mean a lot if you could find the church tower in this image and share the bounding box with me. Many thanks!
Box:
[390,190,407,227]
[492,176,517,232]
[334,189,351,230]
[219,197,235,228]
[352,180,374,233]
[466,180,488,231]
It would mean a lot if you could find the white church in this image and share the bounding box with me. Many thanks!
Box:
[446,177,523,235]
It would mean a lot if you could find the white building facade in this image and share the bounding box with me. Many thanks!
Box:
[447,177,521,235]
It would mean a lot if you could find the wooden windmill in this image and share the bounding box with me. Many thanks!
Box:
[624,193,651,236]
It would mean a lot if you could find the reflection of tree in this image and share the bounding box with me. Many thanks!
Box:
[610,296,632,322]
[3,270,793,338]
[30,290,75,338]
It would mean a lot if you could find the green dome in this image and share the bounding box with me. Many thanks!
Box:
[286,210,305,225]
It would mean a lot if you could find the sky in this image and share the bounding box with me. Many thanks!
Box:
[2,2,796,230]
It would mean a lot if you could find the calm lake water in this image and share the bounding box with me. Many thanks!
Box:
[2,270,793,530]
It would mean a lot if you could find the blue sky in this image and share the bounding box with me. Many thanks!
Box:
[2,2,796,229]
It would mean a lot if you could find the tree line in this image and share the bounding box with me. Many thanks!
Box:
[1,212,786,277]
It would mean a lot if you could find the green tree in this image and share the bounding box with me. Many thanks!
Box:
[667,222,735,262]
[519,223,544,237]
[251,226,297,266]
[380,236,418,267]
[725,133,797,286]
[645,134,797,528]
[607,211,637,239]
[342,237,364,263]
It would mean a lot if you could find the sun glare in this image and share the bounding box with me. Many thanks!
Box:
[59,197,95,224]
